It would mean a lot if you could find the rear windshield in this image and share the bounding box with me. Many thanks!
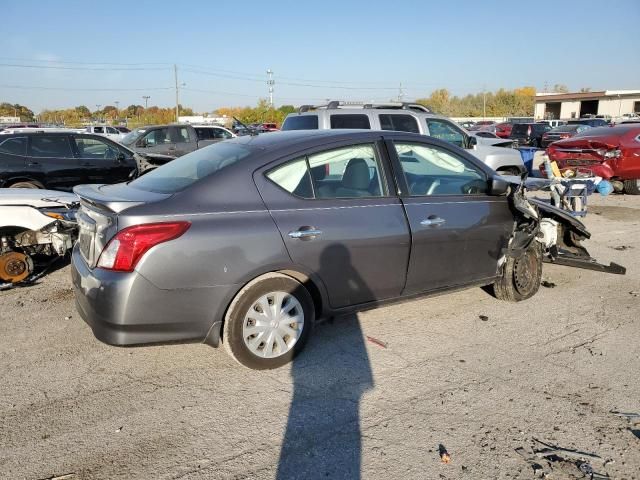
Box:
[281,115,319,130]
[550,125,583,133]
[129,142,252,193]
[575,126,629,137]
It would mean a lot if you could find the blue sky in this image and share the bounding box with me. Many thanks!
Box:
[2,0,639,113]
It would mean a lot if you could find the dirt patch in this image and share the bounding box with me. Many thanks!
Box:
[590,205,640,222]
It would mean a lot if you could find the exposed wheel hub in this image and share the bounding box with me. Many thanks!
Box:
[0,251,33,283]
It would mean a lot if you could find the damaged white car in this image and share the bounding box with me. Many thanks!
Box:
[0,189,78,287]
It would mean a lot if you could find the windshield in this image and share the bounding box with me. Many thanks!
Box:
[129,142,252,193]
[121,128,147,146]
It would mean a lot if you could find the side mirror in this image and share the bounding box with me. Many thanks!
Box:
[489,175,510,196]
[116,152,126,163]
[137,139,147,148]
[467,136,478,149]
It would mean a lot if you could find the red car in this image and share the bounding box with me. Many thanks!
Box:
[494,122,513,138]
[545,125,640,194]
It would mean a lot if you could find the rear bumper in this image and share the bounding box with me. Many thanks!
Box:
[71,245,235,347]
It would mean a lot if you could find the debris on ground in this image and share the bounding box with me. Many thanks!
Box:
[438,444,451,464]
[365,335,388,349]
[478,315,489,321]
[516,438,610,479]
[612,245,634,251]
[541,280,557,288]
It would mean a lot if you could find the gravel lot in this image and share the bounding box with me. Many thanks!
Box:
[1,193,639,480]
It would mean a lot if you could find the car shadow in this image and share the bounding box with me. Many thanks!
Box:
[276,244,375,479]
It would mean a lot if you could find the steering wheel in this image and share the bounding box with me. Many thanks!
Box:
[462,179,487,195]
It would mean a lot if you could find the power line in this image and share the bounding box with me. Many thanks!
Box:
[0,84,173,92]
[0,56,172,66]
[0,63,169,71]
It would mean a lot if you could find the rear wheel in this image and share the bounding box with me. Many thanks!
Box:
[623,179,640,195]
[223,273,314,369]
[9,181,41,189]
[492,241,543,302]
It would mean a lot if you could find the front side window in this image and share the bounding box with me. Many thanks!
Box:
[379,114,420,133]
[142,128,171,146]
[174,126,191,143]
[214,128,233,139]
[106,127,119,134]
[425,119,465,148]
[74,137,119,160]
[394,143,487,196]
[28,136,74,158]
[0,137,27,155]
[329,114,371,129]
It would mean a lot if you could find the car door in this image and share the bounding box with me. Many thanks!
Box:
[170,125,197,156]
[27,135,83,190]
[136,127,174,156]
[0,136,28,185]
[387,139,514,294]
[73,135,135,184]
[255,139,411,309]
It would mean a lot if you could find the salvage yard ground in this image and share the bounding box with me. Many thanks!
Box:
[1,194,639,479]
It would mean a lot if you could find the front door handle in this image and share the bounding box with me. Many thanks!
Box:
[420,216,446,227]
[288,227,323,240]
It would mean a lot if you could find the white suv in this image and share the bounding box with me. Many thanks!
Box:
[282,102,525,174]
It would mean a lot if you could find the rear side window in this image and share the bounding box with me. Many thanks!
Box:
[379,114,420,133]
[282,115,319,130]
[329,114,370,129]
[511,124,530,135]
[129,142,252,193]
[266,158,313,199]
[94,127,104,133]
[28,136,74,158]
[174,126,191,143]
[195,128,212,140]
[0,137,27,155]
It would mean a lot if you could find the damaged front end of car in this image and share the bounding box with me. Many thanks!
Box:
[0,197,79,289]
[504,178,626,275]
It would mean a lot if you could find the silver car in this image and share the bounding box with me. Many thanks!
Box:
[281,102,525,175]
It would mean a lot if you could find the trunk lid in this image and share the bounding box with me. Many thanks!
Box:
[73,183,171,268]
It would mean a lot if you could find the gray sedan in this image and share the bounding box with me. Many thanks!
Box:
[71,130,619,369]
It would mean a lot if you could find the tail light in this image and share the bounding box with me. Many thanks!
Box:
[97,222,191,272]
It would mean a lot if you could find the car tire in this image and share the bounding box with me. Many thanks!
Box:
[223,273,314,370]
[492,241,542,302]
[623,179,640,195]
[9,181,41,189]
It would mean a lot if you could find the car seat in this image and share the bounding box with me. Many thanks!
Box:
[335,158,372,197]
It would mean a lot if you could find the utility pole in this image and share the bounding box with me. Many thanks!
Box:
[397,82,405,102]
[95,104,101,123]
[482,86,486,119]
[267,69,274,107]
[142,96,150,109]
[114,101,120,123]
[174,64,180,122]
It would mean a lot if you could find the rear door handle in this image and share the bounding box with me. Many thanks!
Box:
[420,216,446,227]
[288,228,323,240]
